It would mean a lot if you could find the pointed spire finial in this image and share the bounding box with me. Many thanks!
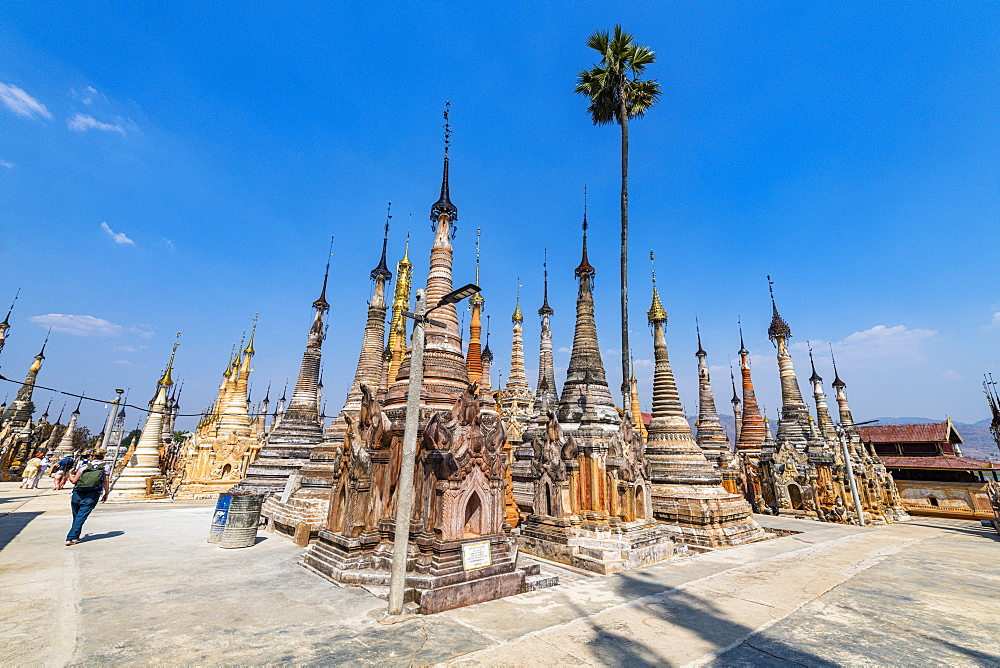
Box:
[539,247,553,316]
[512,276,523,323]
[371,203,393,282]
[482,314,493,362]
[830,343,846,388]
[738,316,747,354]
[73,394,83,415]
[648,250,667,324]
[38,327,51,358]
[470,228,484,307]
[245,315,258,356]
[314,236,333,309]
[695,316,706,356]
[807,341,822,382]
[159,332,181,387]
[575,186,595,277]
[2,287,19,326]
[766,275,791,343]
[730,361,740,403]
[431,102,458,224]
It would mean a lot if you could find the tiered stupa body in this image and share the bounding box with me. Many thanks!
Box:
[0,340,46,480]
[53,400,82,458]
[497,294,534,449]
[302,135,532,614]
[735,331,767,512]
[175,333,263,498]
[694,330,740,494]
[516,217,673,574]
[233,265,329,495]
[643,266,763,547]
[107,345,178,501]
[264,225,394,544]
[758,284,827,518]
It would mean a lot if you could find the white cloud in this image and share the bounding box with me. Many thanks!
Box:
[100,222,135,245]
[163,238,176,251]
[0,82,52,119]
[68,113,124,134]
[29,314,123,337]
[0,160,12,169]
[987,312,1000,329]
[113,359,137,367]
[794,325,936,368]
[128,325,155,339]
[557,346,571,354]
[940,370,962,382]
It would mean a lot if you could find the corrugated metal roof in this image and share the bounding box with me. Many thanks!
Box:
[879,455,994,470]
[856,421,959,444]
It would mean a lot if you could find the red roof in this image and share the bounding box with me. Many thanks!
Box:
[879,455,994,470]
[641,412,652,427]
[856,422,960,444]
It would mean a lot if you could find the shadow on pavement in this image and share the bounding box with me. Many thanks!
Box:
[0,511,44,552]
[79,531,125,543]
[577,571,837,667]
[905,521,1000,542]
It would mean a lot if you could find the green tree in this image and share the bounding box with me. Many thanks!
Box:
[71,426,92,452]
[575,25,660,403]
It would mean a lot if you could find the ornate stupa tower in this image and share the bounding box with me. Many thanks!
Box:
[730,367,741,443]
[480,316,494,393]
[466,228,485,385]
[532,250,559,415]
[304,110,531,613]
[0,335,47,477]
[176,328,260,499]
[694,324,739,494]
[265,216,396,544]
[108,342,179,501]
[234,248,330,495]
[736,325,767,451]
[517,216,672,574]
[0,289,19,357]
[643,254,763,546]
[556,202,619,426]
[386,229,412,387]
[766,278,811,451]
[808,345,838,444]
[499,281,534,446]
[53,398,82,457]
[735,326,766,511]
[629,372,647,442]
[694,324,730,464]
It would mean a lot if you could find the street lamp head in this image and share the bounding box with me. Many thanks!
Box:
[437,283,481,307]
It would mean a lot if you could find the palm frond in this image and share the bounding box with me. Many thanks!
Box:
[576,26,660,125]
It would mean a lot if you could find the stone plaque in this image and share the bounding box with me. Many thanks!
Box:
[461,540,492,571]
[146,475,169,498]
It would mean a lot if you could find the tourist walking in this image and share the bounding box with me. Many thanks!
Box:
[19,453,43,489]
[30,453,51,489]
[65,450,110,546]
[53,455,75,490]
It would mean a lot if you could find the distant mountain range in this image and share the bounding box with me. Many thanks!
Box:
[696,415,1000,463]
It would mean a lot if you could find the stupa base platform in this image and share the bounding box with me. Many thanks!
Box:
[301,527,533,615]
[653,485,768,548]
[517,515,675,575]
[262,486,332,546]
[173,480,242,500]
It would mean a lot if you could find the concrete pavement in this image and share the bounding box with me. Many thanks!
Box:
[1,482,998,666]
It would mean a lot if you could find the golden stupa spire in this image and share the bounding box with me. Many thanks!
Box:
[159,333,181,387]
[648,251,667,323]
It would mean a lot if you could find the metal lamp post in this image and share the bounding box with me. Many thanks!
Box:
[387,283,480,616]
[835,418,879,527]
[98,389,125,454]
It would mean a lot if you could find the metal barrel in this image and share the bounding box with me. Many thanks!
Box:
[219,493,264,548]
[208,493,233,543]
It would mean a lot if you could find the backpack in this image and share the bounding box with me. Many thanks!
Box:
[76,464,105,490]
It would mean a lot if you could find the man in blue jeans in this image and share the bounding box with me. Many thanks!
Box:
[66,451,110,546]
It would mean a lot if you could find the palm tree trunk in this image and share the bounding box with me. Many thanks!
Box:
[619,101,630,407]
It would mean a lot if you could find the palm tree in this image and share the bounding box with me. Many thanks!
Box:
[575,25,660,405]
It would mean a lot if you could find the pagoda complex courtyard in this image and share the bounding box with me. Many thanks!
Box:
[3,3,1000,665]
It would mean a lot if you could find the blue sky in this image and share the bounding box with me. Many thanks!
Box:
[1,2,998,433]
